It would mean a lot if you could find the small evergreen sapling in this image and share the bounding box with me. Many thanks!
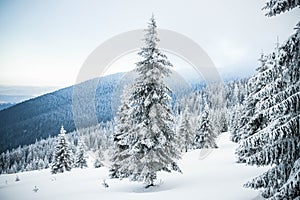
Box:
[94,150,104,168]
[194,108,218,149]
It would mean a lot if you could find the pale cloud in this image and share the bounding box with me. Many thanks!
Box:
[0,0,299,86]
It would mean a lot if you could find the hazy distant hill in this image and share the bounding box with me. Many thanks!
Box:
[0,95,34,104]
[0,85,59,103]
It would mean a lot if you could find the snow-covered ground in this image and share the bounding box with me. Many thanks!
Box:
[0,132,268,200]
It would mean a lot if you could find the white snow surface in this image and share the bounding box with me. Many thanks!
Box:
[0,132,268,200]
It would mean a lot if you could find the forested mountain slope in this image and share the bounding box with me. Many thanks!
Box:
[0,73,122,153]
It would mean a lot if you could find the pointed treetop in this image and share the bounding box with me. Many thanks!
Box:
[136,15,172,81]
[142,15,159,50]
[60,125,66,135]
[149,14,156,26]
[260,49,264,58]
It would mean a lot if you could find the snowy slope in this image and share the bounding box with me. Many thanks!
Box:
[0,132,268,200]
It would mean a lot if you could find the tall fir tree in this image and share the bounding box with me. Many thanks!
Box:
[238,2,300,199]
[194,107,218,149]
[74,140,87,169]
[118,15,181,187]
[235,52,274,162]
[51,126,73,174]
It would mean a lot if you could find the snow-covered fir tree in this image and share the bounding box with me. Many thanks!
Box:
[263,0,300,16]
[177,107,194,152]
[118,15,181,187]
[194,107,218,149]
[236,53,269,141]
[238,2,300,199]
[225,79,247,108]
[207,83,228,134]
[229,104,243,142]
[51,126,73,174]
[94,149,104,168]
[74,140,87,169]
[235,52,273,162]
[37,159,45,170]
[110,86,132,178]
[232,83,240,106]
[211,108,228,133]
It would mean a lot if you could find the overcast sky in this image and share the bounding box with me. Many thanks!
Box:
[0,0,299,87]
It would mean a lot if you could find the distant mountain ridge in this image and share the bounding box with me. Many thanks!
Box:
[0,70,203,153]
[0,103,15,111]
[0,73,123,153]
[0,71,193,153]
